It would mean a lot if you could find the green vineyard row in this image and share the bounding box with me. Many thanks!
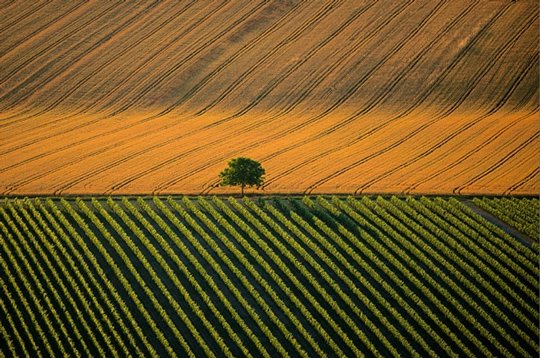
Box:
[0,195,538,357]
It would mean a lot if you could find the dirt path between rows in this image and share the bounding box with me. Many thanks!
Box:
[463,200,534,247]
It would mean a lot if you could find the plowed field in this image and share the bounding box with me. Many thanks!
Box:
[0,0,538,195]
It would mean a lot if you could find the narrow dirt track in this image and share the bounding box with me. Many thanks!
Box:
[0,0,538,195]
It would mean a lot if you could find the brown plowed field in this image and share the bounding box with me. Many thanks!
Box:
[0,0,538,195]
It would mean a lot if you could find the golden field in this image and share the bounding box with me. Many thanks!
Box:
[0,0,538,195]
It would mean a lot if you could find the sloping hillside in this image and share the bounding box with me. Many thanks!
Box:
[0,0,538,195]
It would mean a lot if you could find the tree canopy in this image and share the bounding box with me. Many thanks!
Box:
[219,157,265,196]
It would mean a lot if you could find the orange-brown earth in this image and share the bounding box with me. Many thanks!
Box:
[0,0,538,195]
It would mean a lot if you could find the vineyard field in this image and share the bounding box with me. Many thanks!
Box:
[0,0,538,195]
[0,195,538,357]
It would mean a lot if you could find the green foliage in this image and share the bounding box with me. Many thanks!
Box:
[219,157,265,195]
[0,196,537,357]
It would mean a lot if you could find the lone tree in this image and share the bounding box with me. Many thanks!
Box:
[219,157,265,196]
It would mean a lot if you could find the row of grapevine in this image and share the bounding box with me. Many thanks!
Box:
[473,197,539,242]
[0,196,537,357]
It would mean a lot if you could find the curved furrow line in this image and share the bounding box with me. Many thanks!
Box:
[191,0,348,116]
[50,0,307,122]
[379,1,515,116]
[0,1,228,141]
[0,1,88,60]
[511,74,539,111]
[453,132,539,195]
[232,0,413,117]
[404,110,537,194]
[0,2,125,126]
[402,56,539,193]
[260,0,446,125]
[0,1,49,37]
[0,0,122,91]
[352,33,539,194]
[260,1,481,188]
[0,1,263,159]
[152,0,330,117]
[265,1,412,116]
[426,12,536,119]
[354,109,529,195]
[505,167,539,195]
[308,0,508,132]
[287,0,456,116]
[0,2,506,199]
[0,1,225,124]
[300,2,519,194]
[321,0,512,129]
[0,0,371,158]
[0,2,178,147]
[194,0,417,122]
[75,0,232,116]
[14,1,197,119]
[0,0,357,189]
[117,1,452,194]
[200,0,445,135]
[106,1,269,117]
[103,1,411,193]
[0,1,161,112]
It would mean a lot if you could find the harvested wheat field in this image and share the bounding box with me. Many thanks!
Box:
[0,0,538,195]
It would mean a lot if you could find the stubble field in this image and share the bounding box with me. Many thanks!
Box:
[0,0,538,196]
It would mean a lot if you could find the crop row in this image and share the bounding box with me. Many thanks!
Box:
[0,196,537,357]
[473,197,539,244]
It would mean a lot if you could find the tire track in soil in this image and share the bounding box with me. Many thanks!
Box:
[505,168,539,195]
[0,1,180,147]
[56,1,368,195]
[0,0,230,135]
[403,110,538,194]
[0,1,161,112]
[0,0,351,191]
[77,0,233,117]
[1,1,532,196]
[0,1,88,60]
[259,0,480,189]
[299,2,520,194]
[0,1,269,171]
[453,133,539,195]
[5,1,196,123]
[0,0,366,155]
[0,1,131,100]
[0,1,49,37]
[190,0,348,116]
[401,55,539,194]
[105,1,407,194]
[0,1,129,122]
[308,0,507,138]
[195,0,454,178]
[106,1,269,117]
[115,1,447,194]
[149,0,328,118]
[0,1,227,124]
[0,0,255,151]
[0,1,286,193]
[194,0,417,126]
[353,37,539,194]
[145,0,414,193]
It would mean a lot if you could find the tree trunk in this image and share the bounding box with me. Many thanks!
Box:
[241,184,245,197]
